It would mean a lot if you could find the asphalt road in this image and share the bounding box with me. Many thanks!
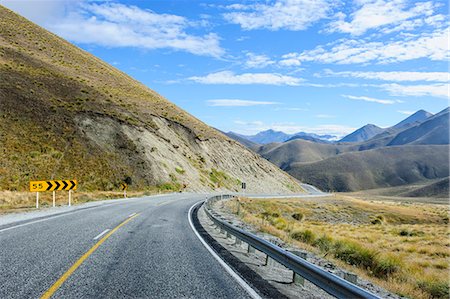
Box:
[0,193,252,298]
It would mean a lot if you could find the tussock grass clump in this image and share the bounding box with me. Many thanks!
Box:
[291,212,303,221]
[334,239,377,270]
[290,229,315,244]
[418,279,450,298]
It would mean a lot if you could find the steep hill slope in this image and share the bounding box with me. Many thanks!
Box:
[339,124,384,142]
[286,145,449,192]
[223,131,260,150]
[359,108,448,149]
[257,139,357,168]
[388,108,449,145]
[0,6,302,193]
[392,109,432,129]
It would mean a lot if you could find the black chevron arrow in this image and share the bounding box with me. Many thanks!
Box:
[62,180,69,190]
[46,181,54,191]
[70,180,77,190]
[54,180,61,191]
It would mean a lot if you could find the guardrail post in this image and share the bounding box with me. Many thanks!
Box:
[226,231,232,239]
[342,272,358,284]
[219,226,225,234]
[291,250,307,260]
[292,272,305,287]
[263,254,269,266]
[247,244,255,254]
[233,238,242,246]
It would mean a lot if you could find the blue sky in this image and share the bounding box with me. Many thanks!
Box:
[2,0,449,137]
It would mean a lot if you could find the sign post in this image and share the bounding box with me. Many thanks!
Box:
[30,180,77,208]
[121,183,128,198]
[241,182,246,197]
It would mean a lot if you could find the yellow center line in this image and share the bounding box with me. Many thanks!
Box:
[40,214,140,299]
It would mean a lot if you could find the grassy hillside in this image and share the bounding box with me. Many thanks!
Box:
[258,139,357,168]
[223,196,449,299]
[286,145,449,192]
[0,6,302,193]
[400,177,449,198]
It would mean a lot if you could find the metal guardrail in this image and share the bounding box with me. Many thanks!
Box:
[203,195,380,299]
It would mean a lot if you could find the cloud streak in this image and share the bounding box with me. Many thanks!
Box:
[189,71,302,86]
[321,70,450,82]
[342,95,397,105]
[207,99,279,107]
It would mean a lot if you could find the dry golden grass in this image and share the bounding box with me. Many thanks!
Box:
[224,195,450,299]
[0,189,165,214]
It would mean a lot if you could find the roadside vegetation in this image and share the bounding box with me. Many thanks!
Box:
[224,195,449,299]
[0,184,183,213]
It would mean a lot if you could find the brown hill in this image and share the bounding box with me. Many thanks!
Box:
[286,145,449,192]
[0,6,301,193]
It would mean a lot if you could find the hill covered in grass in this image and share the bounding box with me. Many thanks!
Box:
[287,145,449,192]
[0,6,302,193]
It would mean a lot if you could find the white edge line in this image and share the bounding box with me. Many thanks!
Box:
[0,193,180,233]
[188,201,262,299]
[93,229,110,240]
[0,212,77,233]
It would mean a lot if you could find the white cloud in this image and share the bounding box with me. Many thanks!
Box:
[43,2,224,57]
[322,70,449,82]
[279,53,302,67]
[398,110,415,115]
[315,114,335,118]
[223,0,332,31]
[232,121,355,137]
[207,99,279,107]
[328,0,437,36]
[234,120,264,126]
[189,71,302,86]
[244,53,275,68]
[274,107,309,111]
[381,83,449,98]
[342,95,397,105]
[295,27,449,64]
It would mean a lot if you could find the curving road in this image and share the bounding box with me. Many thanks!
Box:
[0,194,252,298]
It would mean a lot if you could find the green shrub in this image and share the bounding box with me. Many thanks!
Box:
[418,280,449,298]
[372,254,402,278]
[175,167,185,174]
[333,239,377,269]
[292,212,303,221]
[290,229,315,244]
[313,234,334,252]
[272,217,288,230]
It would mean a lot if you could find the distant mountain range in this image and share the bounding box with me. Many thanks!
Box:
[227,109,436,146]
[225,129,337,145]
[228,108,449,195]
[338,109,433,143]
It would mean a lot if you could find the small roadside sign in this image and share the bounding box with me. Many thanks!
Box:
[241,182,246,189]
[30,180,77,192]
[120,183,128,191]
